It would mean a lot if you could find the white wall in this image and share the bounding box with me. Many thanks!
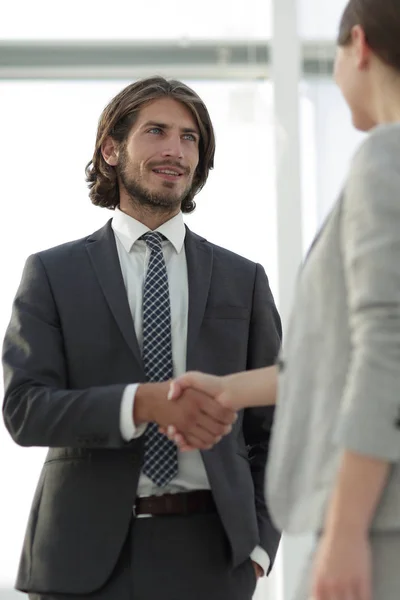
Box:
[305,77,365,224]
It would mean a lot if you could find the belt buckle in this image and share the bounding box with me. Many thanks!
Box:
[133,499,152,519]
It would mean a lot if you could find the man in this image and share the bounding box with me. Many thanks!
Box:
[2,76,282,600]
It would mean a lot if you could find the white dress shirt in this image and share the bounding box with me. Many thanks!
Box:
[112,207,269,574]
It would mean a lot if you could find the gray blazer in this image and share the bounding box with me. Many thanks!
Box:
[267,123,400,535]
[2,223,281,596]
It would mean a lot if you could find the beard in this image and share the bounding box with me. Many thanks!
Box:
[116,148,193,213]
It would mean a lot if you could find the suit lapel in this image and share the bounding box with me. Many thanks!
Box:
[86,220,143,369]
[185,228,213,370]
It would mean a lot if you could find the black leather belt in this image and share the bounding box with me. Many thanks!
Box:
[135,490,216,517]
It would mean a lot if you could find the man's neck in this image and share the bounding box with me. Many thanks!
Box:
[119,203,180,231]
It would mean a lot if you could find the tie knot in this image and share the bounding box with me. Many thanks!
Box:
[141,231,165,251]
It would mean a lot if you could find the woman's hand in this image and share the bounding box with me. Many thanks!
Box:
[160,366,277,450]
[310,531,372,600]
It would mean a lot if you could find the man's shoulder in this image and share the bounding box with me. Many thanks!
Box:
[35,220,111,263]
[187,227,258,270]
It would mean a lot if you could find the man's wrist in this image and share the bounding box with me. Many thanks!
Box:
[250,546,270,578]
[134,381,170,425]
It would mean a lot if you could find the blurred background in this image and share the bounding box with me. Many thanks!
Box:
[0,1,365,598]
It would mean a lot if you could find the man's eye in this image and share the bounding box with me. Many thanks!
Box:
[148,128,162,135]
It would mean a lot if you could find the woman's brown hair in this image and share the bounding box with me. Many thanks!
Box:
[85,76,216,213]
[338,0,400,72]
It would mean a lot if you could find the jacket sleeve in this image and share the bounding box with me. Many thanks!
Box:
[334,126,400,461]
[243,262,282,572]
[2,253,127,449]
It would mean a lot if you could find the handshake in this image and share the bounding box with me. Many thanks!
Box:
[134,366,277,451]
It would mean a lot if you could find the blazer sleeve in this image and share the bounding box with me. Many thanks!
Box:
[2,253,127,448]
[335,125,400,461]
[243,263,282,572]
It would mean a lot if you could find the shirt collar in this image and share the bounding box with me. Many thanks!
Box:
[111,207,186,254]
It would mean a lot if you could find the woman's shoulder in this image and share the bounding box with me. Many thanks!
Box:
[343,123,400,217]
[351,122,400,171]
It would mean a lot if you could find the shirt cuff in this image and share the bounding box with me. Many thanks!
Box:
[250,546,270,577]
[120,384,148,441]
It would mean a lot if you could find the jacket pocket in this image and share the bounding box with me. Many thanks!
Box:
[204,306,249,320]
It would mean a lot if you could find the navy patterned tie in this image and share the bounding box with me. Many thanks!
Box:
[141,232,178,487]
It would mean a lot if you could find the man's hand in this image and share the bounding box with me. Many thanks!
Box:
[160,372,238,450]
[310,531,372,600]
[252,561,263,580]
[134,381,236,450]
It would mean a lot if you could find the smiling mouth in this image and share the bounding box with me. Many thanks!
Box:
[153,168,182,175]
[152,168,184,182]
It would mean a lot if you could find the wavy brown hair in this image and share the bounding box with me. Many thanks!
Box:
[85,76,216,213]
[338,0,400,72]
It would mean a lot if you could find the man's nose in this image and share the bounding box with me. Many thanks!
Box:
[160,135,184,159]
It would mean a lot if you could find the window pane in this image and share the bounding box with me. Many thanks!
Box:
[299,0,348,39]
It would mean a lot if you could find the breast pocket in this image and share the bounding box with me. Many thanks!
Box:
[203,306,250,320]
[198,307,250,372]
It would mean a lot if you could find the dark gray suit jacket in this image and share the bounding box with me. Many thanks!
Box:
[2,221,282,596]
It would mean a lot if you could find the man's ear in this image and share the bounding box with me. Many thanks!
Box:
[101,136,119,166]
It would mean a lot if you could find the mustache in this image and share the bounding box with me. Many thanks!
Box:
[147,160,191,176]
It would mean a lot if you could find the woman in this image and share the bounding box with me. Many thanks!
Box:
[167,1,400,598]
